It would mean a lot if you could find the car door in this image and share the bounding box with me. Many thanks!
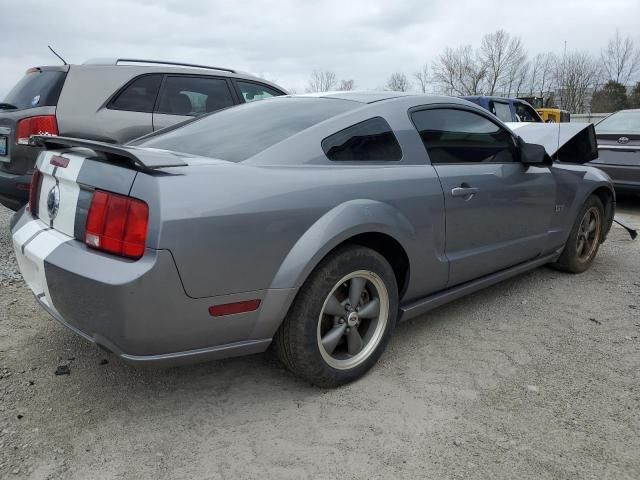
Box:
[410,106,556,286]
[152,75,236,131]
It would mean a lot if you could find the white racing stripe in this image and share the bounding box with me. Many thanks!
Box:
[13,218,69,315]
[12,149,88,317]
[35,150,87,236]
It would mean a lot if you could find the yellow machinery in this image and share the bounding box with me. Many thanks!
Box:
[517,96,570,123]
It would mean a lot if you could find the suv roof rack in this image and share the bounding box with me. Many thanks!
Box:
[83,58,236,73]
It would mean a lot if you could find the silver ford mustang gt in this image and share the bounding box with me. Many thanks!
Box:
[11,92,615,387]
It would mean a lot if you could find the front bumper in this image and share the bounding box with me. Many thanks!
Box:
[11,210,296,365]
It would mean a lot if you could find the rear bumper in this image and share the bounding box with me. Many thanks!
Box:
[0,169,30,211]
[11,210,296,365]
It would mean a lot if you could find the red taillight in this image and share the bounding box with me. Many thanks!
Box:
[85,190,149,259]
[28,169,42,216]
[16,115,58,145]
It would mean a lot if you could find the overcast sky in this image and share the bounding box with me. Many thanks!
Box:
[1,0,639,97]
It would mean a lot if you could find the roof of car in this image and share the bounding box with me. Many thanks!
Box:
[296,91,414,103]
[461,95,520,102]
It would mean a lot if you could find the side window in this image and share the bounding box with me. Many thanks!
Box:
[322,117,402,162]
[411,108,517,164]
[157,76,234,116]
[490,101,513,122]
[236,81,283,103]
[514,102,540,122]
[109,74,162,113]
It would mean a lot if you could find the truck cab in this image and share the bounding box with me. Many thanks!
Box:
[461,96,543,123]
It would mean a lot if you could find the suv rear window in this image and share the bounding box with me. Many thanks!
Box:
[135,98,357,162]
[3,70,66,110]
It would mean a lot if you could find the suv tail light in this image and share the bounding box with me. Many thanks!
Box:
[16,115,58,145]
[28,169,43,216]
[85,190,149,259]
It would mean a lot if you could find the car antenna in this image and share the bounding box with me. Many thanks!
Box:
[47,45,68,65]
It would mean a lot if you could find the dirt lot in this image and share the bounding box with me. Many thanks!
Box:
[1,199,639,480]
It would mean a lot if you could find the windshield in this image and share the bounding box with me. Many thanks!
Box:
[3,70,67,110]
[596,110,640,134]
[135,97,358,162]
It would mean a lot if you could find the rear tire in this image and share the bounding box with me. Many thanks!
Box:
[552,195,604,273]
[273,245,398,388]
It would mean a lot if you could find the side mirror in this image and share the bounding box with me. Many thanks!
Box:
[518,137,550,165]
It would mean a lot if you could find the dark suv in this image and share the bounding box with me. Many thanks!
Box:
[0,58,286,210]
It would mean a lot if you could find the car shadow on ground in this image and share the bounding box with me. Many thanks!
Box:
[36,264,556,396]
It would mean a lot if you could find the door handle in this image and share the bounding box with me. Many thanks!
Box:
[451,186,479,198]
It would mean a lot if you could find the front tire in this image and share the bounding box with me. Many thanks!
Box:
[552,195,604,273]
[274,245,398,387]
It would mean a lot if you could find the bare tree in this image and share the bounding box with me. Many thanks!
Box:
[601,29,640,84]
[386,72,411,92]
[555,51,601,113]
[501,45,529,96]
[432,45,487,95]
[306,70,337,92]
[413,64,430,93]
[336,79,355,91]
[479,30,526,95]
[528,52,557,98]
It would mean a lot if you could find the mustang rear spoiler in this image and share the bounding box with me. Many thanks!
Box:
[31,136,188,170]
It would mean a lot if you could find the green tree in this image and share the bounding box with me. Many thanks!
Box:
[590,80,629,113]
[629,82,640,108]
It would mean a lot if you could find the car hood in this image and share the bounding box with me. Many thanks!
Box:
[506,122,598,163]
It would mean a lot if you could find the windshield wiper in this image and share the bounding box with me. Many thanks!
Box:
[0,103,18,110]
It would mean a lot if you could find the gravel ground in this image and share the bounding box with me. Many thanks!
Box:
[1,200,639,480]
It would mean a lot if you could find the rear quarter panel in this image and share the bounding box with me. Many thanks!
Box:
[55,66,154,143]
[131,161,448,302]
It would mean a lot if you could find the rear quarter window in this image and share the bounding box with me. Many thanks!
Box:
[3,70,67,110]
[322,117,402,161]
[108,74,163,113]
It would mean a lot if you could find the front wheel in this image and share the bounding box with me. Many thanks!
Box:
[552,195,604,273]
[273,245,398,387]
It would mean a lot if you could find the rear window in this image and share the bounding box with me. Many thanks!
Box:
[3,70,66,110]
[596,111,640,134]
[135,97,358,162]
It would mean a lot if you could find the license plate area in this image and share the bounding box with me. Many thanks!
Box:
[0,126,9,162]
